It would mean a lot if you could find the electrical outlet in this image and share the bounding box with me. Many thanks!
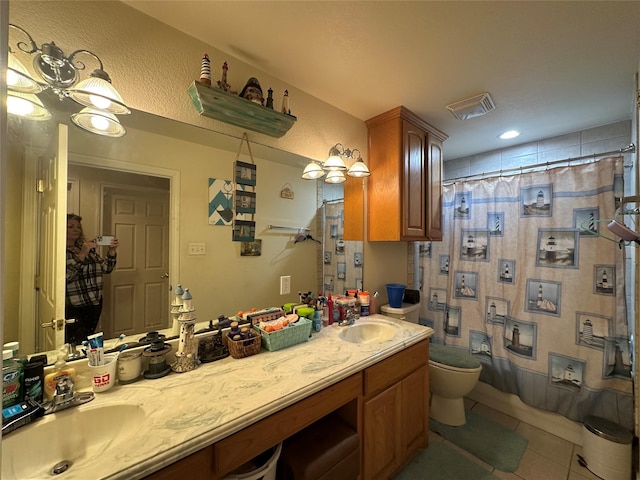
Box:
[280,275,291,295]
[188,243,206,255]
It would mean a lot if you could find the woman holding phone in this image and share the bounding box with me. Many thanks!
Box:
[65,213,119,345]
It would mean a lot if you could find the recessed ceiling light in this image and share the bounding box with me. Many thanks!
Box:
[499,130,520,140]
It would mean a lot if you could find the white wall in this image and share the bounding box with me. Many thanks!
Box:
[8,1,367,164]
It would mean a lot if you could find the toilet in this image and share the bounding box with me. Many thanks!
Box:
[380,303,482,427]
[428,343,481,426]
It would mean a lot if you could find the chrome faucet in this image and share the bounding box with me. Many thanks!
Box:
[44,375,95,414]
[338,307,360,326]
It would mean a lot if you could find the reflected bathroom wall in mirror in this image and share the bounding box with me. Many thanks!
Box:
[4,93,329,359]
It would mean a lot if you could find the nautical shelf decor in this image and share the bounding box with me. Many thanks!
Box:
[188,81,297,138]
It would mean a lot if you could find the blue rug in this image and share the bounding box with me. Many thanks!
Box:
[429,409,528,472]
[394,441,499,479]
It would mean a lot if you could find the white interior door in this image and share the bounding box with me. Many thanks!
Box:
[101,187,170,338]
[37,124,68,352]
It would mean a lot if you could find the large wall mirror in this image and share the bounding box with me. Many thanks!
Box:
[4,91,364,362]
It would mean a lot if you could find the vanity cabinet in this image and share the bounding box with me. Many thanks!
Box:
[365,106,447,241]
[143,338,430,480]
[362,339,429,479]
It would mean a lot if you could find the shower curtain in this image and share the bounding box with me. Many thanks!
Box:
[322,202,363,295]
[419,157,633,429]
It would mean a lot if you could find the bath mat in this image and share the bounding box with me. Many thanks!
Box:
[429,409,528,472]
[394,441,499,480]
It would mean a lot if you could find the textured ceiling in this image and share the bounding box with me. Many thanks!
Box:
[123,1,640,160]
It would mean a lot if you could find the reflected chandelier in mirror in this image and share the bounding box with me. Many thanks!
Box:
[7,23,130,137]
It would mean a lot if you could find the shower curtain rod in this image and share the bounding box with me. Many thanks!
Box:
[322,198,345,204]
[443,143,635,184]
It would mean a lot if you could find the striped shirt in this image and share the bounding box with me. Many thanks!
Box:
[66,248,117,307]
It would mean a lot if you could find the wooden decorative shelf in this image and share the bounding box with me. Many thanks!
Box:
[188,81,297,138]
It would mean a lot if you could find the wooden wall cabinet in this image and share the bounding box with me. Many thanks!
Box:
[365,106,447,241]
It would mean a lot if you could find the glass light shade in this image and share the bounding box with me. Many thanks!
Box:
[324,170,346,184]
[302,161,325,179]
[67,76,131,115]
[347,159,371,177]
[7,52,43,94]
[71,108,126,137]
[323,154,347,171]
[7,91,51,120]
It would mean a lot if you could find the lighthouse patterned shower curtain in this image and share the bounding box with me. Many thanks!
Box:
[418,157,633,429]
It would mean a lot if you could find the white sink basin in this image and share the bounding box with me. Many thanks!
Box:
[2,403,146,479]
[339,319,400,344]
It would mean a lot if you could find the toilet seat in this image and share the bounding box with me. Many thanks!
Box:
[429,343,481,370]
[429,359,482,374]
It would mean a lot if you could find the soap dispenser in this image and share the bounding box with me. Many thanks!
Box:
[43,346,77,401]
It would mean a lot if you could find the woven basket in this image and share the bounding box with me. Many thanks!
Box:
[226,332,262,359]
[254,318,312,351]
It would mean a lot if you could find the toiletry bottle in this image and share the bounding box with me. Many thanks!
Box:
[44,349,77,401]
[3,342,27,369]
[2,349,24,408]
[327,293,334,325]
[23,357,45,403]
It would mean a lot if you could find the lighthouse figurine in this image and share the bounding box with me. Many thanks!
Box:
[171,288,199,373]
[281,89,290,114]
[217,61,231,92]
[170,284,184,336]
[199,53,212,85]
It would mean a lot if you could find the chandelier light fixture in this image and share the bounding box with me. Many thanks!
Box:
[302,143,371,182]
[6,24,130,137]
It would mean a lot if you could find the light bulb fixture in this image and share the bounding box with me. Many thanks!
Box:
[325,170,347,184]
[301,161,325,179]
[323,144,348,171]
[6,91,52,121]
[71,108,126,137]
[7,23,130,135]
[302,143,371,180]
[7,51,43,94]
[346,149,371,177]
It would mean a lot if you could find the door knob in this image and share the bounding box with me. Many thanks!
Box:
[40,318,75,331]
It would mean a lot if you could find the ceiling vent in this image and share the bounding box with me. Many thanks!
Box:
[446,92,495,120]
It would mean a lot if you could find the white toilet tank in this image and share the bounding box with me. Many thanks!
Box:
[380,303,421,324]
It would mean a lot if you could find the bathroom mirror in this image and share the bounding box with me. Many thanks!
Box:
[5,90,367,361]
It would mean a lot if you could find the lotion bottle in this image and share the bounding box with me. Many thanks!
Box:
[43,347,77,401]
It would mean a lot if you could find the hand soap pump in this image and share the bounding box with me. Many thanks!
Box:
[43,346,77,401]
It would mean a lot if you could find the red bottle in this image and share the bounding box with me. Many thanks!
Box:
[327,293,334,325]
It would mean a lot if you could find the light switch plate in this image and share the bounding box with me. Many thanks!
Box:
[188,243,206,255]
[280,275,291,295]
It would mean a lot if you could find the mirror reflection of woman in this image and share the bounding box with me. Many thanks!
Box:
[65,214,119,345]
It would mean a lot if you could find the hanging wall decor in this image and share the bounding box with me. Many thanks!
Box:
[235,189,256,214]
[235,160,257,186]
[280,183,294,199]
[233,220,256,242]
[232,133,257,241]
[241,239,262,256]
[208,178,234,225]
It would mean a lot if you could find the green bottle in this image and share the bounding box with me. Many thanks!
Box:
[2,349,24,409]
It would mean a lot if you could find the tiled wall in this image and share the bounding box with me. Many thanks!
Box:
[443,120,632,181]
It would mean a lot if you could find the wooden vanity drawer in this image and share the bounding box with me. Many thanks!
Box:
[363,339,429,398]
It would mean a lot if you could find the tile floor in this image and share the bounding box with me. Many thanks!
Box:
[423,398,604,480]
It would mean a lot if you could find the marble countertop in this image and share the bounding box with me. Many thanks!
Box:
[6,314,433,480]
